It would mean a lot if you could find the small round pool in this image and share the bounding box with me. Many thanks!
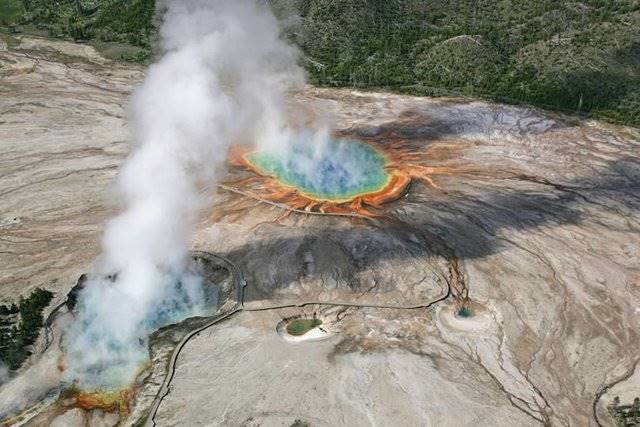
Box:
[456,306,474,318]
[286,318,322,336]
[245,138,390,202]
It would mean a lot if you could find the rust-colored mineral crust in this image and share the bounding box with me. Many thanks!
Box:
[61,387,134,416]
[225,138,451,217]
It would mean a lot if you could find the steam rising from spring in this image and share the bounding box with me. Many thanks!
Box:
[65,0,303,389]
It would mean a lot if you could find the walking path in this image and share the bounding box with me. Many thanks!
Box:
[144,253,453,426]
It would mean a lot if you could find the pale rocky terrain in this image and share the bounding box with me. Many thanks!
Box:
[0,33,142,304]
[1,35,639,427]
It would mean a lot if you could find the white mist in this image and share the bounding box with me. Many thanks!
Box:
[64,0,304,389]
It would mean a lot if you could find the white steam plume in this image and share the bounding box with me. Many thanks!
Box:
[65,0,303,389]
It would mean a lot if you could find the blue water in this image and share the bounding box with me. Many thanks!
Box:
[247,138,390,201]
[65,271,212,389]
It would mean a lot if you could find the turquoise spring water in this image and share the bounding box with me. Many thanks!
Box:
[457,306,474,318]
[247,138,390,201]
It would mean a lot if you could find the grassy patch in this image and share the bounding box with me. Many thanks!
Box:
[89,39,149,61]
[607,396,640,426]
[0,287,54,370]
[0,0,23,26]
[8,0,156,62]
[286,318,322,336]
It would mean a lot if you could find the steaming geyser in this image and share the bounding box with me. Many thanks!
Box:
[64,0,304,392]
[247,138,390,202]
[66,262,216,389]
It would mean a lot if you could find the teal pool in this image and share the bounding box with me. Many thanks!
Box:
[457,306,474,318]
[246,138,390,201]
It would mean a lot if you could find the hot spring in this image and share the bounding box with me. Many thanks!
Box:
[245,137,391,202]
[64,252,230,389]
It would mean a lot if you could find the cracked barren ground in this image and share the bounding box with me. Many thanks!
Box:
[1,35,639,426]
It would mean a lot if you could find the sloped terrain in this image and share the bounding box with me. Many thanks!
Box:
[2,0,640,125]
[0,35,639,426]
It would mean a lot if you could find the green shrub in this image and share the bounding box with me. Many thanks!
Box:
[0,288,54,370]
[0,0,23,26]
[278,0,640,126]
[11,0,640,125]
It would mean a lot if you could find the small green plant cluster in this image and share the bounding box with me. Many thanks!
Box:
[608,396,640,426]
[0,287,54,370]
[2,0,156,61]
[0,0,23,27]
[286,318,322,336]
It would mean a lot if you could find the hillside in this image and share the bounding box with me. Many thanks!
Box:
[1,35,638,425]
[1,0,639,124]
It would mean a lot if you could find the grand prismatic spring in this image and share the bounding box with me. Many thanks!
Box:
[227,135,451,217]
[247,138,390,201]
